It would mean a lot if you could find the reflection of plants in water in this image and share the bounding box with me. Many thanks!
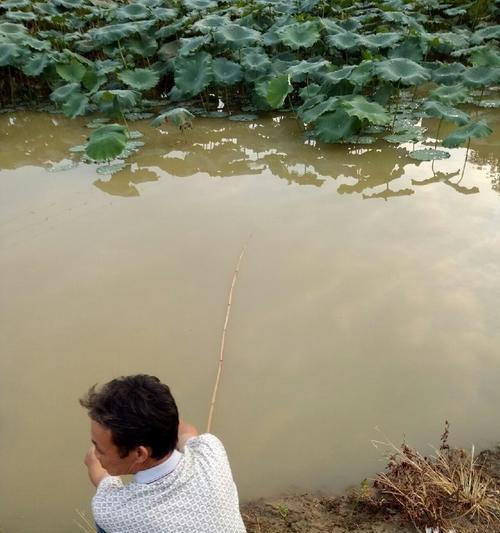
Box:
[412,163,480,195]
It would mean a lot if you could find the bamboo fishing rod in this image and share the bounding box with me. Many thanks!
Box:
[206,236,251,433]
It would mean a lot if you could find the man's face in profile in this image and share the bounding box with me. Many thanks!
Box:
[90,419,138,475]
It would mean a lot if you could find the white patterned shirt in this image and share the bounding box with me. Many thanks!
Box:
[92,434,246,532]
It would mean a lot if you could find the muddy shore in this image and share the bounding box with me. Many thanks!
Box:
[240,447,500,533]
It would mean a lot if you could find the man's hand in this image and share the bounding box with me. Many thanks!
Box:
[84,445,109,488]
[177,420,199,452]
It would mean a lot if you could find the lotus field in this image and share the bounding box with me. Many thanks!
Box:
[0,0,499,166]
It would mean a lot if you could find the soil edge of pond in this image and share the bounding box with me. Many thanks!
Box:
[240,446,500,533]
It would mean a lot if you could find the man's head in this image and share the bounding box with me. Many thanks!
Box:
[80,374,179,475]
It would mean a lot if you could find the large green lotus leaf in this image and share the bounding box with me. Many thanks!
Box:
[322,66,354,84]
[262,30,281,47]
[240,48,271,72]
[150,108,194,129]
[266,75,293,109]
[388,36,427,61]
[431,32,469,52]
[277,21,320,50]
[421,100,469,125]
[182,0,217,9]
[126,37,158,57]
[155,19,186,40]
[320,18,344,34]
[3,0,30,7]
[429,83,468,105]
[94,89,139,109]
[472,25,500,45]
[315,109,360,143]
[174,52,213,97]
[94,59,121,75]
[54,0,84,7]
[327,32,359,51]
[299,83,322,99]
[0,42,21,67]
[6,11,36,22]
[81,69,106,93]
[152,7,178,21]
[343,96,391,126]
[462,66,500,87]
[215,24,261,47]
[286,59,330,82]
[409,149,450,161]
[89,22,154,46]
[86,124,127,161]
[178,35,211,57]
[56,61,87,83]
[384,127,426,143]
[299,97,340,124]
[117,68,160,90]
[50,82,80,103]
[470,46,500,67]
[116,4,149,20]
[62,93,89,118]
[359,33,401,49]
[432,62,466,85]
[192,15,228,33]
[0,22,27,39]
[22,53,50,76]
[442,120,492,148]
[375,58,430,86]
[212,58,243,86]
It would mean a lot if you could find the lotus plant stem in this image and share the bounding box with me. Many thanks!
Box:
[207,237,251,433]
[391,80,402,131]
[460,138,471,181]
[225,87,230,113]
[477,87,485,110]
[199,92,207,112]
[119,110,130,134]
[117,40,127,69]
[434,117,443,149]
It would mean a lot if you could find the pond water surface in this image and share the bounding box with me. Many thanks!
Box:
[0,111,499,533]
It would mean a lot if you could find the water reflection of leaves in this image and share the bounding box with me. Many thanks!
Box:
[93,167,159,197]
[412,169,480,195]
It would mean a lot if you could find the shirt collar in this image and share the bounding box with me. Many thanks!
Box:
[134,450,182,484]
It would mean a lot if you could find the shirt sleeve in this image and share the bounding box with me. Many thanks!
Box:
[94,475,124,497]
[184,433,232,473]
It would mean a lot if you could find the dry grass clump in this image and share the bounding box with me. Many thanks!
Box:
[372,423,500,532]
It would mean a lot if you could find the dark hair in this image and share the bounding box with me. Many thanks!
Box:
[80,375,179,459]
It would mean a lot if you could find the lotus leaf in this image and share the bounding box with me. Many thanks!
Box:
[432,62,466,85]
[322,66,355,84]
[343,136,376,145]
[213,58,243,86]
[265,75,293,109]
[286,59,330,82]
[388,36,427,61]
[0,22,27,38]
[94,59,121,75]
[118,68,160,90]
[151,108,194,128]
[96,163,126,175]
[3,0,30,7]
[21,53,50,76]
[300,97,340,124]
[0,42,21,67]
[240,48,271,73]
[54,0,84,7]
[343,96,391,126]
[126,38,158,58]
[62,93,89,118]
[174,52,213,97]
[421,100,469,125]
[94,89,139,110]
[47,160,78,172]
[86,118,110,128]
[50,82,80,103]
[81,70,106,93]
[128,131,144,139]
[409,149,450,161]
[429,83,468,105]
[262,30,281,47]
[315,109,360,143]
[69,144,86,153]
[359,33,402,49]
[90,22,154,46]
[178,36,211,57]
[320,18,344,34]
[86,124,128,161]
[470,47,500,67]
[462,66,500,87]
[384,127,426,143]
[442,120,492,148]
[192,15,228,33]
[472,25,500,45]
[56,61,86,83]
[327,32,359,51]
[6,11,37,22]
[277,21,320,50]
[182,0,217,9]
[376,58,431,85]
[116,4,149,21]
[215,25,261,48]
[152,8,178,21]
[299,84,322,99]
[155,19,187,40]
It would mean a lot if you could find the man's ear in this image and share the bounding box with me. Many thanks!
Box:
[135,446,151,464]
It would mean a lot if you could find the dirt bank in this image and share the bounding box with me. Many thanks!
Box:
[240,446,500,533]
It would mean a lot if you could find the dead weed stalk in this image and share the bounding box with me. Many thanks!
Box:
[372,422,500,532]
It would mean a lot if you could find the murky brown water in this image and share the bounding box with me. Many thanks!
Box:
[0,111,499,533]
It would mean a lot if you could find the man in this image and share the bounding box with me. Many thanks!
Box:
[80,374,246,532]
